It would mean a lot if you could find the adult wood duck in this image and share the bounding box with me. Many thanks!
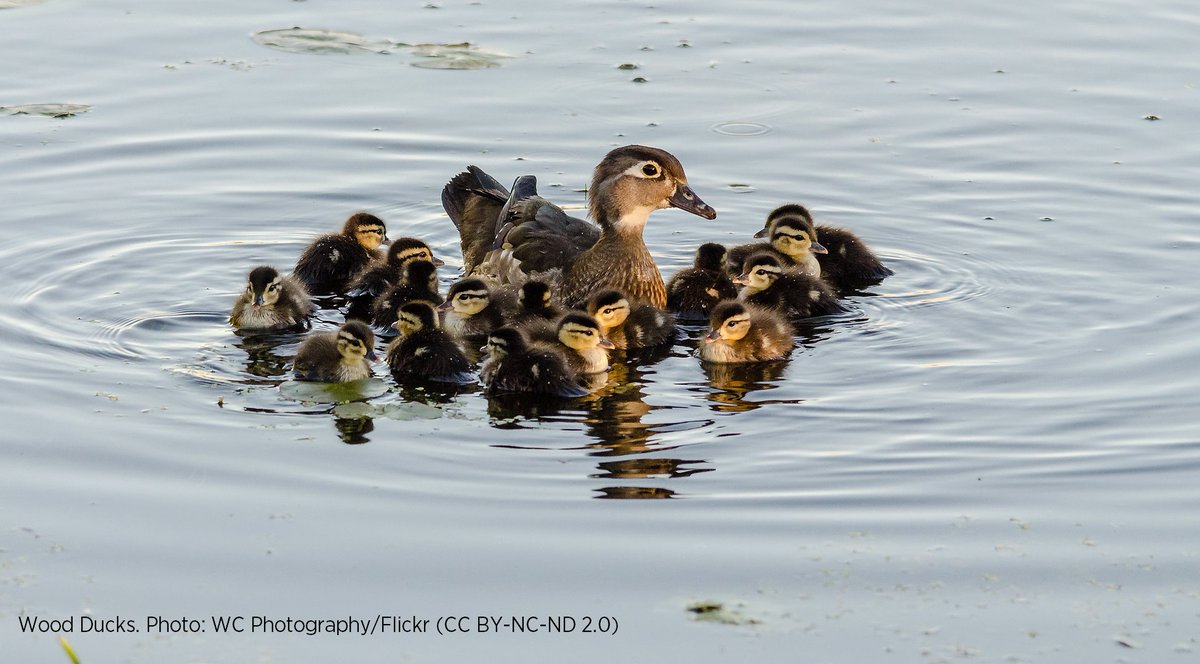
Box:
[700,301,793,364]
[293,212,388,294]
[441,145,716,309]
[666,242,738,322]
[229,266,313,332]
[753,203,892,293]
[293,320,377,382]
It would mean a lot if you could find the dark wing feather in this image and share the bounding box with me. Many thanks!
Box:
[442,166,512,273]
[504,198,601,274]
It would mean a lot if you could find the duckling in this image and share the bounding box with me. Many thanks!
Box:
[587,289,676,350]
[480,327,589,398]
[544,312,615,375]
[666,242,738,322]
[371,259,442,329]
[345,236,443,301]
[700,301,793,364]
[727,208,826,279]
[386,301,473,384]
[735,252,844,320]
[437,277,506,341]
[293,320,377,382]
[755,203,892,292]
[504,279,563,338]
[293,212,388,294]
[442,145,716,309]
[229,265,314,332]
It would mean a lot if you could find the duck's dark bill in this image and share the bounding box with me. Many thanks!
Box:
[669,185,717,220]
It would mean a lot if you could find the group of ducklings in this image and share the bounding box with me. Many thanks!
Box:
[229,145,890,397]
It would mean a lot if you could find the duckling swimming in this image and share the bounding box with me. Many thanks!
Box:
[293,212,388,294]
[293,320,377,382]
[700,301,793,364]
[371,260,442,329]
[442,145,716,309]
[736,252,844,321]
[438,277,506,341]
[666,242,738,322]
[229,265,314,332]
[386,301,473,384]
[506,280,563,332]
[754,203,892,292]
[545,312,615,375]
[480,327,589,398]
[728,207,826,279]
[587,289,676,350]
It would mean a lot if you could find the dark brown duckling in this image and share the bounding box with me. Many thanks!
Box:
[700,300,793,364]
[371,260,442,329]
[666,242,738,322]
[755,203,892,292]
[293,320,377,382]
[505,280,563,340]
[587,289,676,350]
[293,212,388,294]
[437,277,506,341]
[386,301,474,384]
[442,145,716,309]
[735,252,844,321]
[728,207,826,279]
[480,327,589,398]
[229,265,313,332]
[344,237,445,320]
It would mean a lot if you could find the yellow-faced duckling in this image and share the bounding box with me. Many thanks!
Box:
[480,327,589,398]
[229,265,314,332]
[293,212,388,294]
[666,242,739,322]
[442,145,716,308]
[437,277,506,341]
[700,301,793,364]
[728,206,826,279]
[587,289,676,350]
[386,301,473,384]
[755,203,892,292]
[371,260,442,329]
[545,312,615,375]
[736,252,844,320]
[293,320,377,382]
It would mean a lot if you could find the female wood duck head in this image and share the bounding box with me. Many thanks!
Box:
[587,145,716,234]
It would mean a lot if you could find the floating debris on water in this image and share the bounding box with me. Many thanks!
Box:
[252,28,511,69]
[1144,114,1161,121]
[616,63,640,70]
[279,377,389,404]
[0,103,91,118]
[409,43,510,70]
[685,600,761,626]
[0,0,48,8]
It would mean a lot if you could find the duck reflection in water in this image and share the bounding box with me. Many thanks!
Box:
[233,329,305,383]
[334,414,374,445]
[700,359,792,413]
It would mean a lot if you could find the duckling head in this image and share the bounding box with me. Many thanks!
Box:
[245,265,285,307]
[439,278,490,317]
[694,242,728,271]
[393,301,439,336]
[386,237,445,267]
[485,327,528,360]
[767,216,826,260]
[588,289,632,330]
[706,301,752,343]
[518,280,554,312]
[587,145,716,233]
[734,253,784,291]
[758,203,814,236]
[343,212,388,252]
[337,320,378,361]
[401,259,440,293]
[557,313,615,351]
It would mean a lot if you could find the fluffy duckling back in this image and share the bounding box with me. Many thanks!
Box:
[438,277,505,341]
[757,204,892,292]
[293,320,377,382]
[386,301,473,384]
[728,207,826,279]
[229,265,313,332]
[587,289,676,350]
[700,301,793,364]
[293,212,387,294]
[666,242,738,322]
[371,260,442,329]
[736,252,844,320]
[442,145,717,309]
[480,327,588,398]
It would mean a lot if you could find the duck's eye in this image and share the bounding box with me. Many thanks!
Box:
[602,308,612,315]
[726,321,737,328]
[642,163,659,177]
[268,284,278,292]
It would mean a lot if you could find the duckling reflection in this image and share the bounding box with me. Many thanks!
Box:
[593,486,677,500]
[701,359,793,413]
[232,330,301,383]
[334,414,374,445]
[592,458,713,480]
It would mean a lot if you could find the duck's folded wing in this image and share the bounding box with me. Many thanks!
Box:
[504,198,601,274]
[442,166,511,273]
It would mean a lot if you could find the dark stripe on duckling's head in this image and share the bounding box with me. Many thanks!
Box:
[707,300,752,342]
[397,301,438,330]
[486,327,527,356]
[387,237,443,267]
[447,277,489,299]
[247,265,281,290]
[558,312,601,333]
[695,243,728,271]
[588,288,628,311]
[337,320,377,360]
[755,203,814,239]
[343,211,387,236]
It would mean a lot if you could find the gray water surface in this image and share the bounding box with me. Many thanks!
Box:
[3,0,1199,661]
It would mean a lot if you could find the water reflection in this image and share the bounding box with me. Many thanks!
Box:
[233,331,300,383]
[699,359,793,412]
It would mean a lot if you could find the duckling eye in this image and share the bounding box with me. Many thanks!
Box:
[726,321,737,328]
[268,284,279,292]
[642,163,659,177]
[602,308,613,315]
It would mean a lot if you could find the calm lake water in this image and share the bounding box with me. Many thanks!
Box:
[3,0,1199,661]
